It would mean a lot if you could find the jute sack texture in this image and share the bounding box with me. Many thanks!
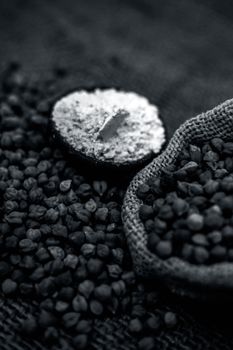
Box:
[122,99,233,299]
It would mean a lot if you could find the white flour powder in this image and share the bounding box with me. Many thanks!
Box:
[52,89,165,164]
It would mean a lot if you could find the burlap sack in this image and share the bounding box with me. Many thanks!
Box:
[122,99,233,299]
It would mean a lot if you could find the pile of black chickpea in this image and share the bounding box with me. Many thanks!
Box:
[0,63,177,350]
[138,137,233,265]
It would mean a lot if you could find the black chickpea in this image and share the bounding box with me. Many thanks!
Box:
[138,138,233,265]
[0,65,177,349]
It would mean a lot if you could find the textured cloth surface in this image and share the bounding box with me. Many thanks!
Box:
[1,0,233,349]
[2,297,233,350]
[123,99,233,299]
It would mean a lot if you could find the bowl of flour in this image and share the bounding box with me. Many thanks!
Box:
[51,88,166,172]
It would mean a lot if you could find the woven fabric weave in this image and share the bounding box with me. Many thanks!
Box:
[122,99,233,298]
[2,297,233,350]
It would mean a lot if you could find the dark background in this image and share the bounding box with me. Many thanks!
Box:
[1,0,233,139]
[1,0,233,349]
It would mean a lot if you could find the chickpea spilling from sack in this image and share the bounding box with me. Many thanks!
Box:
[0,67,174,350]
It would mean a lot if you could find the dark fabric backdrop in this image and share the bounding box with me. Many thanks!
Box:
[1,0,233,349]
[2,0,233,139]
